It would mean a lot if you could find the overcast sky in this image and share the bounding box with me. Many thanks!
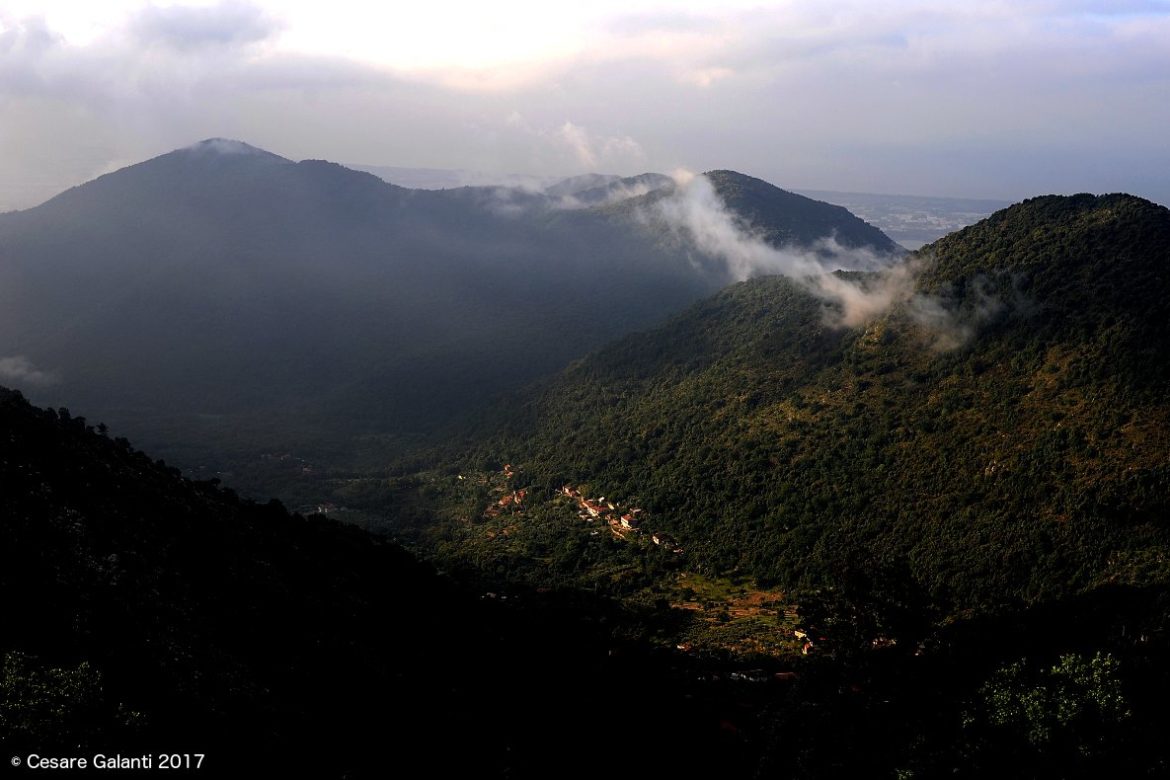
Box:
[1,0,1168,210]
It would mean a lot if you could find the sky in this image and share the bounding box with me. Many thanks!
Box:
[1,0,1168,211]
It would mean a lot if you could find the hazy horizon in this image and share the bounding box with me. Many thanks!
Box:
[2,1,1168,211]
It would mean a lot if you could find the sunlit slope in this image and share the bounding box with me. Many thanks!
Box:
[476,194,1170,606]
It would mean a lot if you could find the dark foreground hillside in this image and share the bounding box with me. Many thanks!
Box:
[0,388,768,779]
[7,391,1170,778]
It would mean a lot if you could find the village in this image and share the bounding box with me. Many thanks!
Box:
[559,484,684,554]
[461,467,836,669]
[472,464,685,554]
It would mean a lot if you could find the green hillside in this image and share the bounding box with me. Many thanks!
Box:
[336,193,1170,777]
[426,193,1169,610]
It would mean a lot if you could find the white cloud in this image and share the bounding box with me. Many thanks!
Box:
[649,173,1011,344]
[556,121,644,170]
[129,1,281,50]
[0,1,1168,208]
[651,173,903,325]
[0,355,57,386]
[498,113,645,174]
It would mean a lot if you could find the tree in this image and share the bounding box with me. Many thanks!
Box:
[965,651,1132,774]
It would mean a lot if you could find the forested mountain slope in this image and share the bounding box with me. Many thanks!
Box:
[705,170,902,253]
[467,193,1170,608]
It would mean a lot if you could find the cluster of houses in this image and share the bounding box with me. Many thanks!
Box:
[483,488,527,519]
[793,629,833,655]
[696,669,800,685]
[560,485,684,553]
[480,464,528,520]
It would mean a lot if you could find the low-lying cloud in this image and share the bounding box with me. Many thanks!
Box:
[550,178,670,210]
[905,273,1008,351]
[0,355,56,386]
[650,172,906,322]
[649,172,1005,346]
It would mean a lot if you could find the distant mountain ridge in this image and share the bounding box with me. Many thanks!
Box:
[0,139,901,473]
[353,163,993,248]
[705,170,902,253]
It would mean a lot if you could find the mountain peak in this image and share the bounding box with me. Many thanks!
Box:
[921,191,1170,285]
[700,169,904,254]
[178,138,291,163]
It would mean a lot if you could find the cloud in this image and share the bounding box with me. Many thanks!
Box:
[182,137,278,156]
[498,113,645,174]
[550,177,670,210]
[0,355,57,386]
[650,173,903,323]
[556,121,599,168]
[0,1,1168,209]
[680,66,734,88]
[0,13,60,56]
[648,173,1009,343]
[0,15,69,97]
[653,173,827,280]
[129,1,281,50]
[905,271,1007,351]
[556,121,644,170]
[649,172,894,282]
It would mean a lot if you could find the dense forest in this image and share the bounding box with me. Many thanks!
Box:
[325,193,1170,775]
[402,193,1170,612]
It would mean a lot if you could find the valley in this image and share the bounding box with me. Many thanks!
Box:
[4,3,1168,776]
[3,144,1169,778]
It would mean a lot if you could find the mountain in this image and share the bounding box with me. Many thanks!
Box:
[426,193,1170,608]
[704,171,903,254]
[543,172,626,198]
[6,189,1170,776]
[342,192,1170,777]
[593,170,906,262]
[0,141,899,479]
[346,162,552,190]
